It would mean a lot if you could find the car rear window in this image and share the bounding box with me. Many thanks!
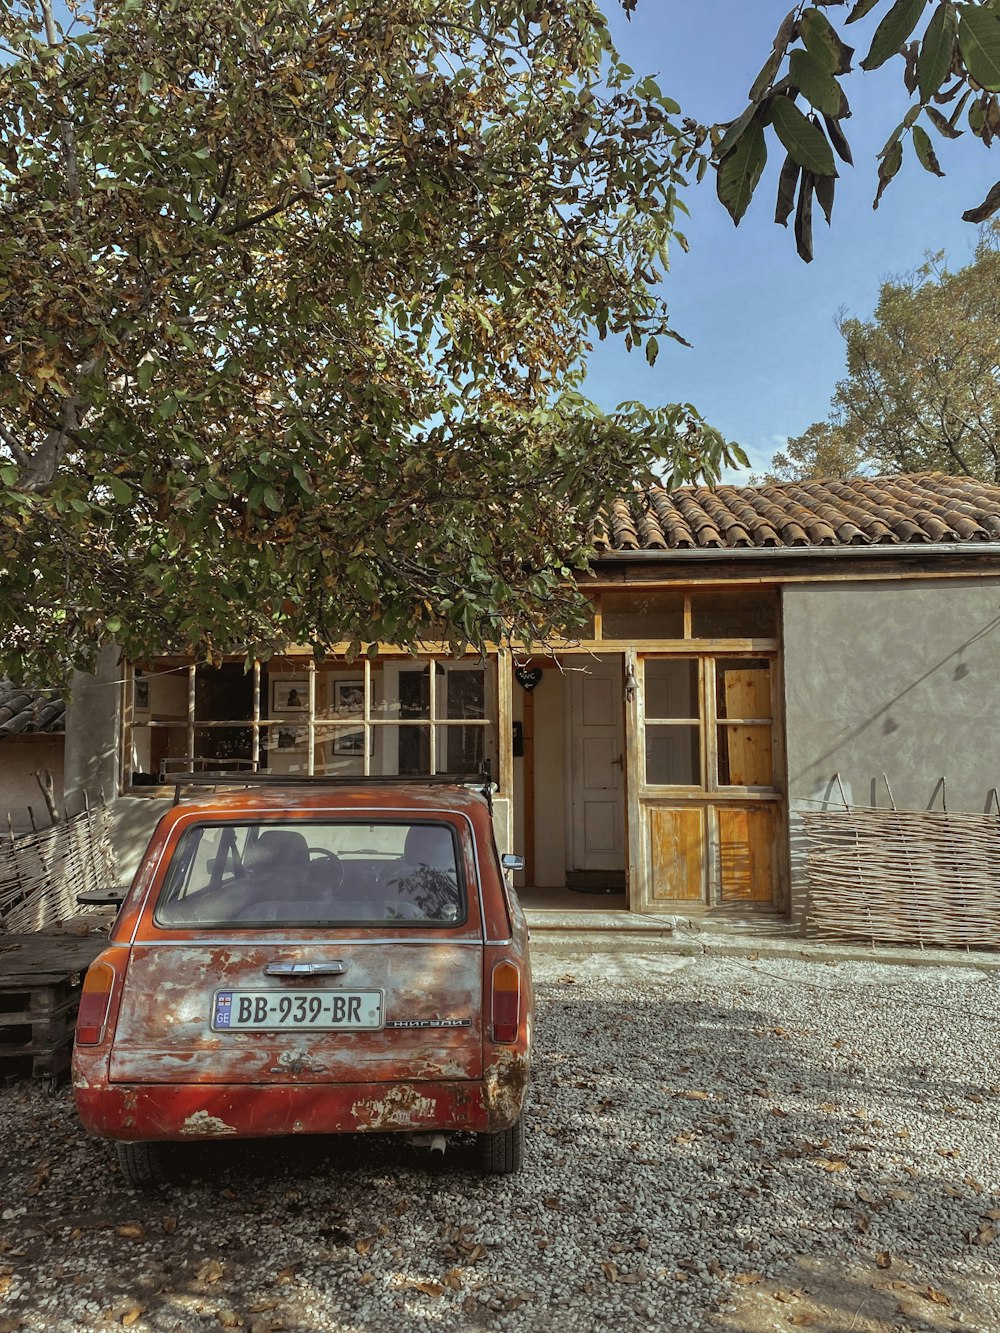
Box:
[154,820,466,928]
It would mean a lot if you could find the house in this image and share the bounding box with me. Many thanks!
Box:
[0,679,66,833]
[60,473,1000,930]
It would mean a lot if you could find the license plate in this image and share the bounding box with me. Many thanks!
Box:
[212,989,383,1031]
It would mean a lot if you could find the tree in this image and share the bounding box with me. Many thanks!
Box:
[712,1,1000,262]
[764,226,1000,480]
[0,0,744,681]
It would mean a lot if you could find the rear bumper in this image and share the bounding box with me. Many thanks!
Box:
[74,1078,501,1141]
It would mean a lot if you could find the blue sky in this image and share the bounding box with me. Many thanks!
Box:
[584,1,995,481]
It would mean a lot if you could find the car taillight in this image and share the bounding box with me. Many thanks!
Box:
[76,962,117,1046]
[491,961,520,1044]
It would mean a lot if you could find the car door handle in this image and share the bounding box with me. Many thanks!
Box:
[263,962,347,977]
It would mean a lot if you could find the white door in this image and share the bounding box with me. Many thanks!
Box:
[567,656,626,875]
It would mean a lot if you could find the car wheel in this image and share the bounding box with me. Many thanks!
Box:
[479,1115,524,1175]
[116,1141,170,1188]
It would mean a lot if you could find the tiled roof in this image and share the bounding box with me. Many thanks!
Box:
[595,474,1000,552]
[0,679,66,739]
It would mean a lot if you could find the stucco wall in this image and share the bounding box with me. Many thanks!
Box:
[63,644,121,812]
[782,576,1000,922]
[0,738,65,835]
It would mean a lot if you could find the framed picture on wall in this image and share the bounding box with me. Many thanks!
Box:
[333,727,368,756]
[334,679,364,718]
[274,724,307,752]
[271,678,308,712]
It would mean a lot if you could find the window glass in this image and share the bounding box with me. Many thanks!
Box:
[715,660,772,720]
[444,668,486,720]
[155,821,465,927]
[690,591,777,639]
[644,659,698,719]
[717,725,774,787]
[645,725,700,786]
[195,663,253,720]
[602,589,685,640]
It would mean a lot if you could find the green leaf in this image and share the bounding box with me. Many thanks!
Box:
[800,7,855,74]
[775,152,801,225]
[749,48,785,102]
[105,616,122,635]
[926,103,964,136]
[918,3,959,101]
[862,0,929,70]
[714,102,761,161]
[912,122,946,173]
[789,49,844,116]
[824,113,855,164]
[645,336,659,367]
[108,476,134,505]
[874,139,904,208]
[262,486,282,511]
[716,120,767,224]
[139,70,154,94]
[815,171,836,223]
[957,4,1000,91]
[962,178,1000,222]
[846,0,882,21]
[137,360,155,393]
[795,172,815,262]
[770,98,837,176]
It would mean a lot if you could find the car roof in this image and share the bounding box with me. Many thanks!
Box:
[157,783,491,825]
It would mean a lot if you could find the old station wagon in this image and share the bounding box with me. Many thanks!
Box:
[72,777,532,1185]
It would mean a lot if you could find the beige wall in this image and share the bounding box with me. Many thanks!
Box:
[0,738,65,835]
[510,666,567,889]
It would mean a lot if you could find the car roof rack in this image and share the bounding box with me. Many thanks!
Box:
[171,764,496,813]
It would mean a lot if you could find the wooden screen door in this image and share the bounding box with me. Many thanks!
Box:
[567,656,626,883]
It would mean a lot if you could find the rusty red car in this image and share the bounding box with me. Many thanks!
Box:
[72,776,532,1186]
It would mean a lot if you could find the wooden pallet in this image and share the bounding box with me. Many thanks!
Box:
[0,933,107,1090]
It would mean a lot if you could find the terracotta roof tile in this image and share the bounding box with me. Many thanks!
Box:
[596,474,1000,553]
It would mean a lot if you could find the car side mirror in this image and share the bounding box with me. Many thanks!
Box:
[77,890,126,906]
[501,854,524,872]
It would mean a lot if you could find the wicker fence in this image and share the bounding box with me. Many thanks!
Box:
[805,805,1000,950]
[0,802,117,934]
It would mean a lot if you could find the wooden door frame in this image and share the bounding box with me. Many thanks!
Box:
[628,648,788,912]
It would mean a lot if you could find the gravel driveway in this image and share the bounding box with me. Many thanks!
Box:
[1,950,998,1332]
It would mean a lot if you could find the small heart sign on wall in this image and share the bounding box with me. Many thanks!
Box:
[515,667,543,693]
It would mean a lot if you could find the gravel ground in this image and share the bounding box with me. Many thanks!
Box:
[1,950,999,1333]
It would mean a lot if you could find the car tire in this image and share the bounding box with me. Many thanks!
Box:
[479,1115,524,1175]
[116,1141,169,1188]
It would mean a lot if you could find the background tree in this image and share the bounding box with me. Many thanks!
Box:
[713,1,1000,261]
[764,225,1000,480]
[0,0,743,681]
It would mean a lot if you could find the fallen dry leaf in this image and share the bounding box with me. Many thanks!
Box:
[357,1273,375,1287]
[559,975,576,984]
[162,1218,177,1235]
[275,1265,298,1284]
[733,1272,761,1286]
[787,1316,815,1328]
[973,1223,996,1246]
[682,1090,709,1101]
[935,1147,961,1159]
[197,1259,225,1284]
[121,1308,145,1328]
[925,1286,950,1306]
[772,1289,802,1303]
[405,1280,444,1298]
[116,1224,144,1240]
[217,1313,242,1329]
[355,1238,373,1257]
[601,1261,618,1282]
[876,1251,892,1270]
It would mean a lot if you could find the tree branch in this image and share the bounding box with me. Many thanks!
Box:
[0,423,31,469]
